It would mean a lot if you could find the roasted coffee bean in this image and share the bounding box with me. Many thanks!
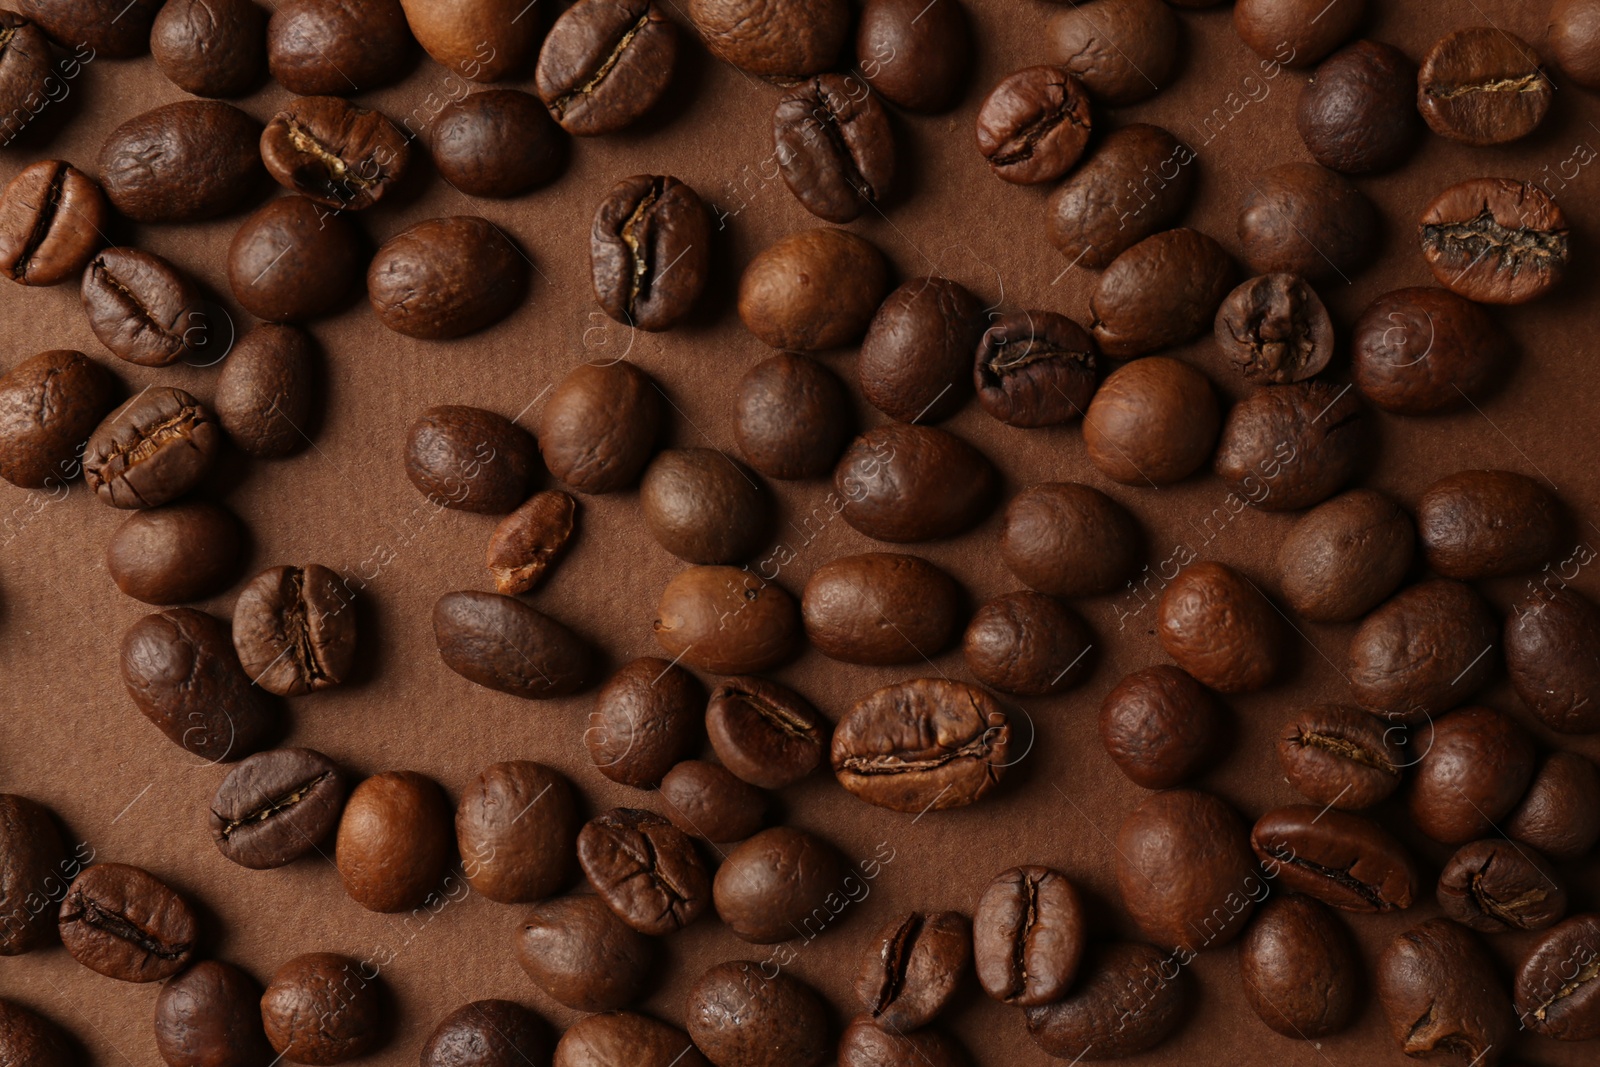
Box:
[1157,561,1282,693]
[1234,0,1363,66]
[686,961,830,1067]
[1238,163,1376,281]
[370,216,528,338]
[1378,918,1512,1063]
[536,0,676,136]
[1239,895,1359,1038]
[854,910,970,1030]
[268,0,415,95]
[1116,789,1257,952]
[973,310,1096,428]
[1510,751,1600,859]
[1348,579,1498,723]
[835,423,996,542]
[1276,489,1414,622]
[84,388,221,509]
[399,0,537,82]
[1420,177,1570,305]
[0,161,107,287]
[434,590,594,698]
[15,0,161,57]
[659,760,767,843]
[486,491,576,595]
[1438,838,1566,934]
[591,174,710,332]
[233,564,356,696]
[214,323,316,459]
[1252,805,1419,911]
[1352,287,1510,414]
[1023,942,1188,1060]
[857,0,971,113]
[98,101,262,223]
[0,13,52,145]
[739,229,888,351]
[685,0,848,78]
[1411,706,1534,845]
[516,895,652,1010]
[553,1011,706,1067]
[0,998,76,1067]
[714,826,845,943]
[422,1000,550,1067]
[706,676,825,789]
[577,808,709,935]
[1047,124,1195,270]
[1507,587,1600,735]
[260,952,383,1064]
[58,863,196,982]
[641,449,769,564]
[539,360,662,493]
[1514,913,1600,1040]
[153,959,273,1067]
[973,866,1085,1006]
[1213,381,1366,511]
[1091,228,1234,358]
[121,608,274,762]
[457,761,578,903]
[1083,357,1220,485]
[832,679,1009,813]
[81,248,209,368]
[588,658,702,788]
[106,501,242,605]
[405,405,536,513]
[228,196,363,322]
[964,591,1094,697]
[1000,482,1141,597]
[654,568,801,675]
[976,66,1091,185]
[1214,274,1334,385]
[1419,27,1552,145]
[837,1018,969,1067]
[803,552,962,666]
[1277,705,1403,810]
[0,794,67,955]
[858,277,983,424]
[774,73,894,223]
[736,353,851,478]
[151,0,265,97]
[335,770,454,912]
[1098,665,1220,789]
[1550,0,1600,89]
[210,747,346,870]
[1419,469,1560,579]
[431,90,564,198]
[1047,0,1177,104]
[260,96,408,210]
[1298,40,1421,173]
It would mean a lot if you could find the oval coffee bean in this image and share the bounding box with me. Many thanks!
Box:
[1352,286,1510,415]
[151,0,265,97]
[1348,579,1498,723]
[587,657,702,788]
[641,448,769,564]
[686,960,830,1067]
[1420,177,1569,305]
[1157,560,1282,693]
[1098,664,1220,789]
[835,423,996,542]
[1047,124,1195,270]
[15,0,161,56]
[739,228,889,351]
[214,324,317,459]
[1238,163,1376,281]
[1438,838,1566,934]
[268,0,416,95]
[1377,918,1512,1062]
[1418,469,1560,579]
[1090,229,1235,358]
[577,808,709,935]
[837,1017,969,1067]
[1410,706,1534,844]
[554,1011,706,1067]
[1507,587,1600,735]
[0,794,67,955]
[802,552,962,666]
[1277,705,1403,810]
[0,349,115,490]
[976,65,1092,185]
[58,863,196,982]
[973,866,1085,1006]
[260,96,409,210]
[1234,0,1363,65]
[1117,790,1258,952]
[405,405,537,514]
[858,276,984,424]
[431,89,565,198]
[422,1000,550,1067]
[369,217,528,339]
[335,770,454,912]
[0,1000,72,1067]
[1239,895,1359,1038]
[1508,751,1600,859]
[774,73,894,223]
[590,174,710,332]
[84,388,222,509]
[1023,942,1188,1060]
[659,760,767,843]
[210,747,347,870]
[1214,381,1366,511]
[1551,0,1600,89]
[398,0,538,82]
[538,360,662,493]
[706,676,826,789]
[1083,356,1220,485]
[1047,0,1178,104]
[457,761,577,903]
[1297,40,1420,174]
[973,310,1096,428]
[154,959,273,1067]
[685,0,849,78]
[516,895,652,1011]
[1000,482,1141,597]
[434,591,594,699]
[736,352,852,479]
[1515,913,1600,1040]
[0,14,53,146]
[486,490,576,595]
[228,195,364,323]
[857,0,971,113]
[1252,805,1419,912]
[0,160,108,286]
[653,567,801,675]
[713,826,844,943]
[963,590,1095,697]
[1276,488,1414,622]
[261,952,384,1064]
[97,101,263,222]
[1418,27,1551,145]
[81,248,209,368]
[1214,273,1334,385]
[535,0,677,136]
[233,564,356,696]
[854,910,970,1031]
[106,501,241,605]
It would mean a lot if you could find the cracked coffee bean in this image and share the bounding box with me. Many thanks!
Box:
[1550,0,1600,89]
[590,174,710,332]
[0,160,108,287]
[973,310,1096,428]
[803,552,963,666]
[214,323,317,459]
[1351,286,1510,415]
[1157,560,1283,693]
[1419,27,1551,145]
[1213,380,1366,511]
[659,760,768,843]
[774,73,894,224]
[1047,0,1177,104]
[835,423,997,542]
[486,490,577,595]
[58,862,196,983]
[739,228,889,351]
[98,101,263,223]
[336,770,454,913]
[1515,914,1600,1040]
[1507,586,1600,735]
[516,895,652,1011]
[736,352,852,479]
[976,65,1092,185]
[1024,942,1188,1060]
[1238,162,1376,281]
[1000,482,1141,597]
[1410,706,1534,845]
[1509,751,1600,859]
[261,96,410,211]
[964,590,1095,697]
[261,952,384,1064]
[106,500,242,605]
[640,448,769,564]
[588,657,702,789]
[1276,489,1414,623]
[0,13,52,145]
[577,808,710,935]
[1276,704,1403,810]
[1418,468,1560,579]
[0,349,115,490]
[433,590,594,699]
[1083,356,1220,485]
[857,0,971,113]
[228,195,364,323]
[153,959,274,1067]
[1213,273,1333,385]
[232,564,357,696]
[84,387,221,509]
[706,676,825,789]
[555,1012,705,1066]
[1348,579,1498,723]
[1252,805,1419,912]
[1378,918,1512,1064]
[457,761,578,903]
[81,248,210,368]
[1047,123,1195,270]
[536,0,677,136]
[858,276,984,425]
[431,90,565,199]
[539,360,662,493]
[1234,0,1364,66]
[685,0,848,78]
[1420,177,1570,305]
[973,866,1085,1006]
[713,826,845,943]
[0,794,68,956]
[268,0,415,95]
[422,1000,550,1067]
[1239,895,1359,1038]
[1298,40,1421,174]
[1438,838,1566,934]
[405,405,537,514]
[1116,789,1257,952]
[1098,664,1220,789]
[1090,229,1235,358]
[210,747,346,870]
[150,0,265,98]
[854,910,970,1031]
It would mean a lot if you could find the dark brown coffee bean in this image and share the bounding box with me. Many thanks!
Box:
[1438,838,1566,934]
[835,423,996,543]
[1352,286,1510,415]
[706,676,825,789]
[1098,664,1219,789]
[1090,229,1235,358]
[261,952,383,1064]
[81,248,210,368]
[1024,942,1188,1060]
[976,66,1092,185]
[1348,579,1498,723]
[260,95,408,211]
[1420,177,1570,305]
[84,388,221,509]
[999,482,1140,597]
[1378,918,1512,1063]
[233,564,356,696]
[98,101,262,223]
[58,863,196,982]
[1419,469,1560,579]
[641,449,769,564]
[973,310,1096,428]
[1252,804,1419,911]
[0,160,107,287]
[120,608,275,763]
[654,568,801,675]
[1116,789,1257,952]
[1411,706,1535,845]
[554,1012,705,1067]
[1277,705,1403,810]
[214,324,316,459]
[422,1000,550,1067]
[516,895,651,1011]
[457,761,577,903]
[536,0,676,136]
[154,959,272,1067]
[1240,895,1358,1038]
[151,0,264,97]
[832,678,1010,813]
[837,1017,969,1067]
[739,228,888,351]
[803,552,962,666]
[774,73,894,224]
[405,405,536,513]
[1276,489,1414,622]
[1048,0,1177,104]
[369,216,527,339]
[431,89,564,198]
[577,808,709,935]
[590,174,710,332]
[0,13,52,146]
[1510,751,1600,859]
[659,760,767,843]
[1507,587,1600,735]
[854,910,970,1030]
[1157,561,1282,693]
[858,277,983,424]
[106,501,241,605]
[539,360,662,493]
[1238,163,1376,281]
[0,794,67,956]
[1550,0,1600,89]
[686,0,847,78]
[268,0,415,95]
[335,770,454,912]
[227,196,362,323]
[714,826,844,943]
[1515,913,1600,1040]
[1214,273,1334,385]
[210,747,346,870]
[486,491,577,595]
[1234,0,1364,66]
[687,961,830,1067]
[964,590,1094,697]
[1298,40,1421,173]
[857,0,971,113]
[588,657,702,788]
[433,590,595,699]
[15,0,160,57]
[1214,381,1366,512]
[1419,27,1552,145]
[974,866,1085,1006]
[1083,357,1220,486]
[736,352,851,479]
[0,1000,73,1067]
[1047,124,1196,270]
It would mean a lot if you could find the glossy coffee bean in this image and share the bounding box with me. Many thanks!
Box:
[1214,273,1333,385]
[1023,942,1187,1060]
[591,174,710,332]
[260,952,383,1064]
[739,229,888,351]
[457,761,577,903]
[1234,0,1363,65]
[854,910,970,1030]
[210,747,346,870]
[1048,0,1177,104]
[1419,27,1551,145]
[84,388,221,509]
[0,998,74,1067]
[641,449,768,564]
[1352,287,1510,415]
[539,360,662,493]
[973,866,1085,1006]
[487,491,576,595]
[837,1018,970,1067]
[59,863,196,982]
[1214,381,1365,511]
[1550,0,1600,89]
[1083,357,1220,485]
[0,794,67,955]
[1047,124,1195,270]
[973,310,1096,428]
[976,66,1091,185]
[434,590,594,699]
[858,277,983,424]
[659,760,767,843]
[1514,914,1600,1040]
[153,959,273,1067]
[516,895,652,1010]
[1438,838,1566,934]
[1239,895,1358,1038]
[228,196,363,322]
[0,161,108,286]
[706,676,826,789]
[1238,163,1376,281]
[421,1000,550,1067]
[0,14,52,145]
[233,564,356,696]
[685,0,848,78]
[335,770,454,912]
[81,248,209,367]
[553,1011,706,1067]
[369,217,527,339]
[214,324,316,458]
[857,0,971,113]
[736,353,851,479]
[774,73,894,223]
[1090,229,1235,358]
[803,552,962,666]
[405,405,535,513]
[536,0,676,136]
[1157,561,1282,693]
[588,657,702,788]
[1509,750,1600,860]
[432,90,564,198]
[268,0,415,95]
[964,591,1094,697]
[17,0,161,57]
[577,808,709,935]
[1421,178,1569,305]
[1377,919,1511,1064]
[714,826,844,943]
[1419,469,1560,579]
[106,501,241,605]
[151,0,265,97]
[260,96,408,210]
[1348,580,1498,723]
[1252,805,1419,911]
[835,423,996,542]
[1276,489,1413,622]
[1298,40,1420,173]
[1098,665,1220,789]
[1277,705,1403,810]
[1115,789,1256,952]
[1000,482,1140,597]
[686,961,830,1067]
[400,0,540,82]
[653,568,801,675]
[97,101,262,222]
[1410,706,1534,845]
[1507,587,1600,735]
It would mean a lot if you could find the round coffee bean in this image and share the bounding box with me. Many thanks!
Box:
[153,959,272,1067]
[974,866,1085,1006]
[1239,895,1359,1038]
[553,1012,705,1067]
[0,794,67,955]
[835,423,996,542]
[1507,587,1600,735]
[577,808,709,935]
[81,247,210,368]
[590,174,710,332]
[1419,27,1551,145]
[1514,914,1600,1040]
[1252,805,1418,911]
[405,405,535,513]
[641,449,769,564]
[1238,163,1376,281]
[0,160,108,286]
[686,961,830,1067]
[1047,0,1177,104]
[706,676,826,789]
[486,490,577,595]
[106,501,242,605]
[434,590,594,698]
[16,0,161,56]
[653,567,801,675]
[964,590,1094,697]
[1115,789,1256,952]
[857,0,971,112]
[151,0,264,97]
[84,388,221,509]
[1024,943,1187,1060]
[1000,482,1141,597]
[210,747,346,870]
[587,657,702,788]
[739,229,888,351]
[59,863,196,982]
[1090,228,1235,357]
[1352,287,1510,414]
[1298,40,1420,173]
[1411,706,1535,845]
[802,552,963,666]
[976,66,1091,185]
[1214,273,1334,385]
[516,895,652,1011]
[837,1016,969,1067]
[214,324,317,459]
[736,353,851,479]
[260,95,409,210]
[686,0,846,76]
[536,0,676,136]
[1420,177,1570,305]
[431,90,564,198]
[369,216,527,339]
[659,760,767,843]
[1550,0,1600,89]
[1419,469,1560,579]
[1083,357,1220,485]
[401,0,541,82]
[1508,751,1600,859]
[456,761,578,903]
[973,310,1096,428]
[228,196,363,322]
[422,1001,550,1067]
[1047,124,1195,270]
[1098,664,1220,789]
[714,826,844,943]
[1377,919,1512,1062]
[1158,561,1282,693]
[774,73,894,223]
[98,100,262,222]
[1348,579,1498,723]
[1234,0,1363,66]
[1213,381,1366,511]
[1438,838,1566,934]
[854,910,970,1031]
[336,770,454,912]
[1276,489,1414,622]
[858,276,984,424]
[1276,705,1403,810]
[539,360,662,493]
[261,953,383,1064]
[0,14,52,146]
[268,0,415,95]
[233,564,356,696]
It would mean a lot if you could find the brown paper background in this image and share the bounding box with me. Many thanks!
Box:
[3,0,1600,1063]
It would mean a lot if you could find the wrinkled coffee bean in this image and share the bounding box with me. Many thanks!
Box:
[1276,489,1414,622]
[369,216,528,339]
[0,14,52,145]
[1378,918,1512,1064]
[1000,482,1141,597]
[58,863,196,982]
[1047,124,1195,270]
[686,0,847,78]
[1116,789,1257,952]
[405,405,536,514]
[432,90,565,198]
[1419,27,1551,145]
[487,491,577,595]
[153,959,273,1067]
[1090,228,1235,358]
[1098,664,1220,789]
[1083,357,1220,485]
[976,66,1092,185]
[150,0,265,98]
[1214,273,1334,385]
[98,101,262,222]
[1158,561,1283,693]
[739,228,889,351]
[686,961,830,1067]
[1438,838,1566,934]
[591,174,710,332]
[233,564,356,696]
[422,1000,550,1067]
[837,1017,969,1067]
[1509,750,1600,859]
[81,248,209,368]
[536,0,677,136]
[1420,177,1570,305]
[1419,469,1560,579]
[641,449,769,564]
[214,323,316,459]
[858,276,984,424]
[1238,163,1376,281]
[0,160,108,286]
[1024,942,1188,1060]
[0,794,67,955]
[336,770,454,912]
[210,747,346,870]
[1239,894,1359,1038]
[261,95,409,210]
[0,999,73,1067]
[774,73,894,223]
[835,423,996,542]
[1298,40,1421,173]
[577,808,709,935]
[973,310,1097,428]
[854,910,970,1030]
[706,676,825,789]
[434,591,594,699]
[1351,286,1510,414]
[588,657,702,788]
[737,352,852,478]
[539,360,662,493]
[653,567,801,675]
[1507,587,1600,735]
[1048,0,1177,104]
[516,895,652,1011]
[16,0,161,57]
[973,866,1085,1006]
[964,590,1094,697]
[1252,805,1419,911]
[857,0,971,112]
[659,760,767,843]
[1550,0,1600,89]
[106,500,242,605]
[228,195,363,322]
[457,761,577,903]
[803,552,963,666]
[1234,0,1363,65]
[268,0,415,95]
[714,826,844,943]
[553,1011,705,1067]
[260,952,383,1064]
[84,388,221,509]
[1515,913,1600,1040]
[1213,381,1366,511]
[1411,706,1534,845]
[1277,705,1403,810]
[1348,579,1498,723]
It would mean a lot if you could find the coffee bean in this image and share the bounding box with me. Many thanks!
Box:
[736,352,851,478]
[1214,381,1366,511]
[686,0,848,78]
[486,491,576,596]
[1276,489,1414,622]
[973,866,1085,1006]
[58,863,196,982]
[836,423,996,542]
[1352,287,1510,414]
[1550,0,1600,89]
[1252,805,1419,911]
[457,761,577,903]
[1098,665,1219,789]
[1377,919,1512,1063]
[422,1000,550,1067]
[260,95,409,211]
[120,608,275,762]
[1277,705,1402,810]
[854,910,970,1030]
[976,66,1092,185]
[1115,789,1256,952]
[431,90,564,199]
[803,552,963,666]
[1048,0,1177,104]
[151,0,264,97]
[537,0,676,136]
[0,794,67,955]
[1509,751,1600,859]
[0,160,107,287]
[15,0,161,57]
[405,405,536,513]
[659,760,767,843]
[538,360,662,493]
[232,564,356,696]
[1411,706,1534,845]
[739,228,888,351]
[858,277,983,424]
[516,895,652,1011]
[228,196,363,323]
[84,388,221,509]
[370,216,529,339]
[210,747,346,870]
[1047,124,1196,270]
[554,1011,706,1067]
[403,0,542,80]
[1239,895,1359,1038]
[714,826,844,943]
[773,73,894,224]
[964,590,1094,697]
[641,449,769,564]
[1024,942,1188,1060]
[1298,40,1421,173]
[336,770,454,912]
[153,959,273,1067]
[686,961,830,1067]
[1419,27,1552,145]
[1234,0,1364,65]
[0,349,114,489]
[260,952,384,1064]
[98,101,262,223]
[831,678,1010,813]
[577,808,709,935]
[1438,838,1566,934]
[1238,163,1376,281]
[0,997,80,1067]
[1348,579,1498,723]
[1084,358,1221,487]
[837,1017,969,1067]
[588,657,703,788]
[706,676,826,789]
[106,501,241,605]
[1514,913,1600,1040]
[1419,469,1560,579]
[0,13,52,145]
[654,567,802,675]
[434,590,595,698]
[973,310,1096,428]
[214,323,317,459]
[1507,587,1600,735]
[1420,177,1570,305]
[1214,274,1334,385]
[591,174,710,332]
[1157,561,1282,693]
[857,0,971,113]
[1000,482,1141,597]
[1091,229,1235,357]
[81,248,210,368]
[268,0,415,95]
